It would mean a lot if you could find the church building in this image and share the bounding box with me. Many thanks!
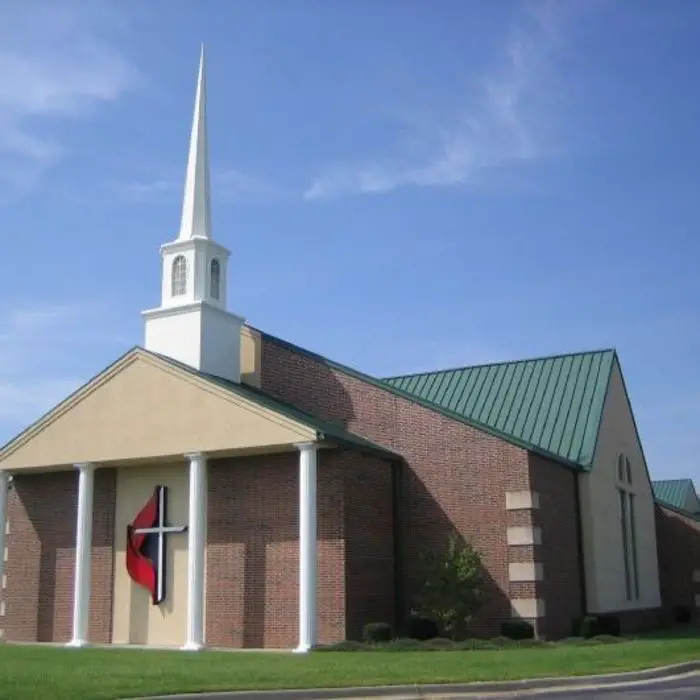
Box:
[1,50,699,651]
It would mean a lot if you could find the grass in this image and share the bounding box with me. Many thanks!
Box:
[1,629,700,700]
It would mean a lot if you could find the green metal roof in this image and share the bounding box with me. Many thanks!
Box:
[652,479,697,511]
[382,350,616,469]
[255,327,615,470]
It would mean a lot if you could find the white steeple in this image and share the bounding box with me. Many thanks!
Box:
[141,46,245,383]
[178,44,211,241]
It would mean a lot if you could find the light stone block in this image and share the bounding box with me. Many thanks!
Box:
[507,525,542,546]
[511,598,545,619]
[508,562,543,582]
[506,491,540,510]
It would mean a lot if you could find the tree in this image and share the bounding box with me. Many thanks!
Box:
[413,531,484,640]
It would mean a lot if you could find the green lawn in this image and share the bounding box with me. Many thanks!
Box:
[1,631,699,700]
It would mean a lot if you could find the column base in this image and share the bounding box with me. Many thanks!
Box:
[65,638,89,648]
[293,643,312,654]
[181,641,204,652]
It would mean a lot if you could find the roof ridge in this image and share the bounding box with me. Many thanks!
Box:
[382,348,617,382]
[652,478,694,484]
[251,325,587,471]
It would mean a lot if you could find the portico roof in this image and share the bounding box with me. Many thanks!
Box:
[0,347,398,472]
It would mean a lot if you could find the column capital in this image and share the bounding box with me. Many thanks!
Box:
[184,451,207,460]
[294,442,319,453]
[74,462,96,472]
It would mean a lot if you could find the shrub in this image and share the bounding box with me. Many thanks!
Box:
[572,615,602,638]
[597,614,621,636]
[501,619,535,640]
[673,605,692,624]
[456,638,498,650]
[489,635,518,648]
[413,532,485,640]
[363,622,392,644]
[407,615,439,641]
[517,638,550,648]
[384,637,427,651]
[592,634,623,644]
[422,637,456,650]
[315,640,369,651]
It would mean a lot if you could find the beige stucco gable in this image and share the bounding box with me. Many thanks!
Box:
[0,349,316,471]
[578,356,661,613]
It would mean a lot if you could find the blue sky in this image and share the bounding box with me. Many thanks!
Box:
[1,0,699,482]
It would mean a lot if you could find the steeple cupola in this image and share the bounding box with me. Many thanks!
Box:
[142,46,245,382]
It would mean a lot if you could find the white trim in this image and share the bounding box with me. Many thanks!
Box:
[182,452,207,651]
[66,462,95,648]
[294,442,319,653]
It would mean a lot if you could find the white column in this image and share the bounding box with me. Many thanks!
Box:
[67,463,95,648]
[294,442,318,653]
[0,472,9,607]
[183,452,207,651]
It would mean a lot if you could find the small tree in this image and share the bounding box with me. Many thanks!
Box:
[413,531,484,640]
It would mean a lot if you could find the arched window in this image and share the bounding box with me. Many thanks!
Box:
[210,258,221,300]
[171,255,188,297]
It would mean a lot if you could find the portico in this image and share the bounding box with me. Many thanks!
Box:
[0,346,371,650]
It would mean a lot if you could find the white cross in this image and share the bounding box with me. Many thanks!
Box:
[133,485,188,605]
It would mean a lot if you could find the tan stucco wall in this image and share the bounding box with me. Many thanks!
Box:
[0,350,315,470]
[112,463,191,647]
[579,359,661,613]
[240,325,262,388]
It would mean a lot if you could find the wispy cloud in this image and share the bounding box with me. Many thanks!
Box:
[114,167,288,205]
[304,0,569,200]
[0,301,127,438]
[0,0,138,198]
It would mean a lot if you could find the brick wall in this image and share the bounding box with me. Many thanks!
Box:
[528,455,583,638]
[339,450,395,640]
[3,468,116,643]
[205,449,391,648]
[655,504,700,622]
[259,336,534,637]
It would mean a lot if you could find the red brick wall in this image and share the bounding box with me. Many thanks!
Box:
[259,336,533,637]
[206,449,383,648]
[338,450,395,640]
[528,455,583,638]
[3,468,116,643]
[655,504,700,621]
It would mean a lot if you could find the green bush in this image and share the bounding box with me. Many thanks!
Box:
[422,637,456,650]
[572,615,602,638]
[597,614,621,636]
[413,533,484,639]
[362,622,392,644]
[407,615,438,641]
[455,638,499,650]
[384,637,428,651]
[516,638,551,648]
[673,606,692,624]
[315,640,369,652]
[489,635,518,648]
[501,619,535,640]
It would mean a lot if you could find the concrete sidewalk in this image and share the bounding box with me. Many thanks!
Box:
[127,661,700,700]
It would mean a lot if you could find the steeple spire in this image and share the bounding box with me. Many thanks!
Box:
[142,46,246,384]
[178,44,211,240]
